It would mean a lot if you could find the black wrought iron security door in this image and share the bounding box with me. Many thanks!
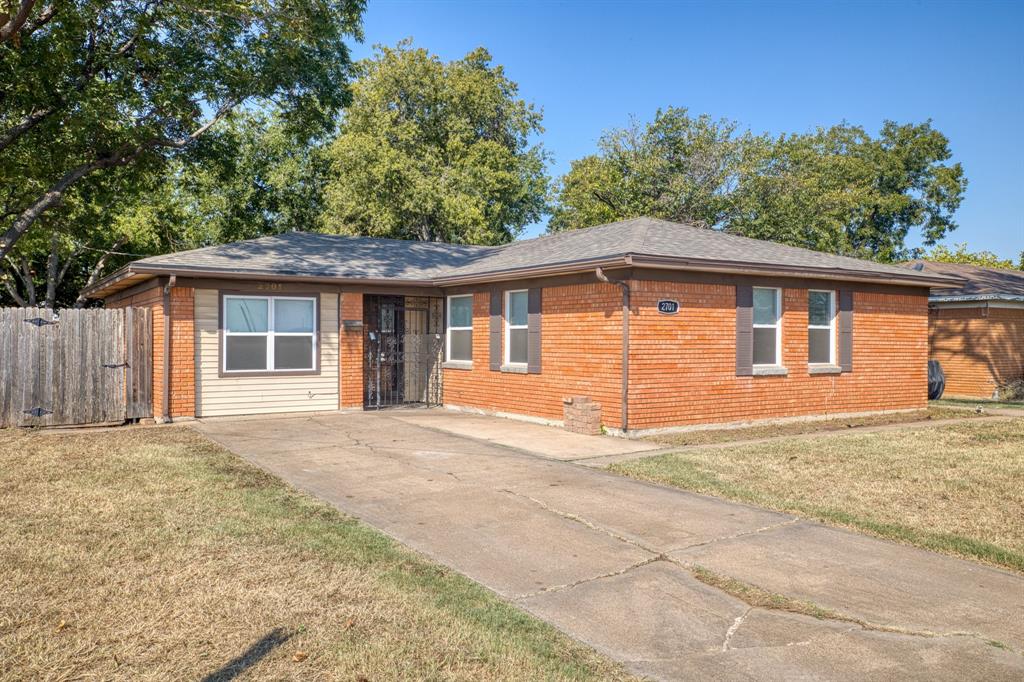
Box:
[363,295,443,409]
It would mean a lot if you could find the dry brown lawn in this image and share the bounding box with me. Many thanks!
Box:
[644,406,982,448]
[0,426,630,681]
[615,417,1024,572]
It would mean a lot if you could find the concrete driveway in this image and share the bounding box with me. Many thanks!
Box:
[194,410,1024,681]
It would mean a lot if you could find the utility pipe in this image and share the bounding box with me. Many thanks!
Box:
[595,267,630,434]
[161,275,176,423]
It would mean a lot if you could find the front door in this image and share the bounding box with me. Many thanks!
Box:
[363,295,443,408]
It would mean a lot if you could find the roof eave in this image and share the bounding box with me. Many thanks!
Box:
[82,265,152,299]
[87,250,963,300]
[624,255,960,287]
[86,262,441,299]
[930,293,1024,304]
[432,256,632,286]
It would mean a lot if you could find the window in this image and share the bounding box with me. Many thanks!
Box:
[808,290,836,365]
[504,290,528,365]
[752,287,781,366]
[446,295,473,362]
[223,295,316,373]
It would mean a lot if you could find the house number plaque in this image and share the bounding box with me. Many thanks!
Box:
[657,299,680,315]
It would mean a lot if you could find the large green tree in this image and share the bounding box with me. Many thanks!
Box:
[0,112,326,307]
[920,242,1022,271]
[732,121,966,261]
[138,113,333,247]
[0,0,365,263]
[551,109,967,261]
[323,40,548,244]
[550,108,757,232]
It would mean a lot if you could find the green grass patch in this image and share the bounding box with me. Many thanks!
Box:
[645,406,980,448]
[0,426,631,681]
[613,418,1024,573]
[933,397,1024,410]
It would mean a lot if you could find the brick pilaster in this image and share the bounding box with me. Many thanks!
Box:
[340,292,364,408]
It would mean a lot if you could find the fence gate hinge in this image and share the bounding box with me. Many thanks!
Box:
[102,362,129,369]
[24,317,57,327]
[24,407,52,418]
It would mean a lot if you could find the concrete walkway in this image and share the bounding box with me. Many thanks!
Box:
[194,411,1024,681]
[388,408,664,460]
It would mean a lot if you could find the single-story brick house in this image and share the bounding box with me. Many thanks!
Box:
[85,218,957,434]
[905,260,1024,399]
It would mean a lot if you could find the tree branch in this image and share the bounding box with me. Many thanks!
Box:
[0,6,154,154]
[0,98,239,262]
[0,0,38,44]
[0,105,59,153]
[592,189,620,214]
[18,2,54,37]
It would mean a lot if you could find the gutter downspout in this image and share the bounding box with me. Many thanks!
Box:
[162,275,176,423]
[595,266,630,434]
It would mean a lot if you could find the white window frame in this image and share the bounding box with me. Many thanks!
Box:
[807,289,836,366]
[504,289,529,366]
[222,294,317,373]
[752,287,782,368]
[445,294,474,362]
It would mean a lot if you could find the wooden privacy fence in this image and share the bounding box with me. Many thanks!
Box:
[0,307,152,428]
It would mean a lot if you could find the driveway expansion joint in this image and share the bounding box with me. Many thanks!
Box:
[673,516,803,553]
[499,487,663,555]
[515,554,666,601]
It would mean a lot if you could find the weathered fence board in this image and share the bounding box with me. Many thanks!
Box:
[0,307,153,428]
[126,307,153,419]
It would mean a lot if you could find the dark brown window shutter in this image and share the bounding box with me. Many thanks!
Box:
[527,288,542,374]
[736,285,753,376]
[489,289,502,371]
[839,289,853,372]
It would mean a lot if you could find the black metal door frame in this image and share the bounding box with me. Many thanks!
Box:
[363,295,442,409]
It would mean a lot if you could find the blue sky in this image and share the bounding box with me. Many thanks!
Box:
[352,0,1024,260]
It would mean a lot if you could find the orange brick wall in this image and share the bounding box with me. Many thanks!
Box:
[340,292,364,408]
[628,281,929,429]
[443,279,930,430]
[106,284,195,419]
[928,305,1024,399]
[168,287,195,417]
[443,283,626,425]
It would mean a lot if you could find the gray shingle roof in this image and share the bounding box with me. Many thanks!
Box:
[439,217,939,281]
[904,260,1024,301]
[93,217,956,297]
[131,232,497,281]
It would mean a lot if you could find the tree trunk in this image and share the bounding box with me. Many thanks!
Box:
[73,238,124,308]
[2,269,27,306]
[0,158,109,262]
[44,231,59,308]
[19,257,36,306]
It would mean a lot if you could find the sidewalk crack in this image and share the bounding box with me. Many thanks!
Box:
[516,555,664,601]
[675,516,802,552]
[499,488,661,555]
[722,606,751,651]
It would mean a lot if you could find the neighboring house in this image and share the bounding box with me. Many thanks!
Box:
[905,260,1024,399]
[85,218,956,434]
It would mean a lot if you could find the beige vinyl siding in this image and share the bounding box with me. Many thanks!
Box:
[194,289,340,417]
